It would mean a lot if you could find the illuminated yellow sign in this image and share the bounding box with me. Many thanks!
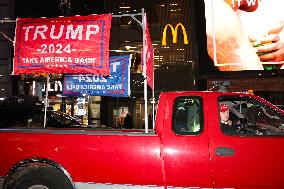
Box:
[162,23,188,46]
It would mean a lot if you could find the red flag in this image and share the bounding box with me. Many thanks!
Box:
[142,14,154,90]
[13,14,112,75]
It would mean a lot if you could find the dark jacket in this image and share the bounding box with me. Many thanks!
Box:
[221,121,240,134]
[123,113,134,129]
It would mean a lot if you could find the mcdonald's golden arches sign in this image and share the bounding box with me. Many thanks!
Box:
[162,23,188,46]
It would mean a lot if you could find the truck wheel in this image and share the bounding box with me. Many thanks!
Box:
[7,167,73,189]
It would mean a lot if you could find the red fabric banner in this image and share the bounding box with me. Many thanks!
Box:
[142,14,154,90]
[13,14,112,75]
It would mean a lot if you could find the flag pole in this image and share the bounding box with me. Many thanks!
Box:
[152,70,155,130]
[43,74,49,128]
[142,8,148,133]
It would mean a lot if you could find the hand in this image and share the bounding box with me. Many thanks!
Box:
[228,120,233,126]
[251,27,284,63]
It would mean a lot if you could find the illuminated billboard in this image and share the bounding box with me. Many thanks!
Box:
[204,0,284,71]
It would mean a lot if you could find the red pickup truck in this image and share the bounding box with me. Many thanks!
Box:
[0,91,284,189]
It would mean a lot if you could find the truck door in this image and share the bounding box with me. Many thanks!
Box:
[161,95,212,188]
[208,94,284,188]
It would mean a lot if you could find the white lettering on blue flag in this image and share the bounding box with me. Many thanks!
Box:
[63,55,131,97]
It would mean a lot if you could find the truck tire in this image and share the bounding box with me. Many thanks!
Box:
[7,167,73,189]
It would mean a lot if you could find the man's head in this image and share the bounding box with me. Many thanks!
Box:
[220,103,230,122]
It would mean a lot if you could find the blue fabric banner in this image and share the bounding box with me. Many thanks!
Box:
[63,55,131,97]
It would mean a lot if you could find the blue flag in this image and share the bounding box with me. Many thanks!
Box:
[63,55,131,97]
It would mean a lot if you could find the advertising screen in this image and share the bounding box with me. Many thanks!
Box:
[204,0,284,71]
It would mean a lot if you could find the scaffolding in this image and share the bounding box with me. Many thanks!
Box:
[0,8,155,132]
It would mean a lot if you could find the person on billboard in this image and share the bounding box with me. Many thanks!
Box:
[204,0,264,71]
[204,0,263,71]
[205,0,284,71]
[237,0,284,69]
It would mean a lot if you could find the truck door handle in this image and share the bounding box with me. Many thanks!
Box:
[215,147,235,156]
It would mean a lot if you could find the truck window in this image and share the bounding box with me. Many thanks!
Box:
[172,96,203,135]
[0,110,46,128]
[219,96,284,136]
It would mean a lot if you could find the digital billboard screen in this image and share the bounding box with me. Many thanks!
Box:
[204,0,284,71]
